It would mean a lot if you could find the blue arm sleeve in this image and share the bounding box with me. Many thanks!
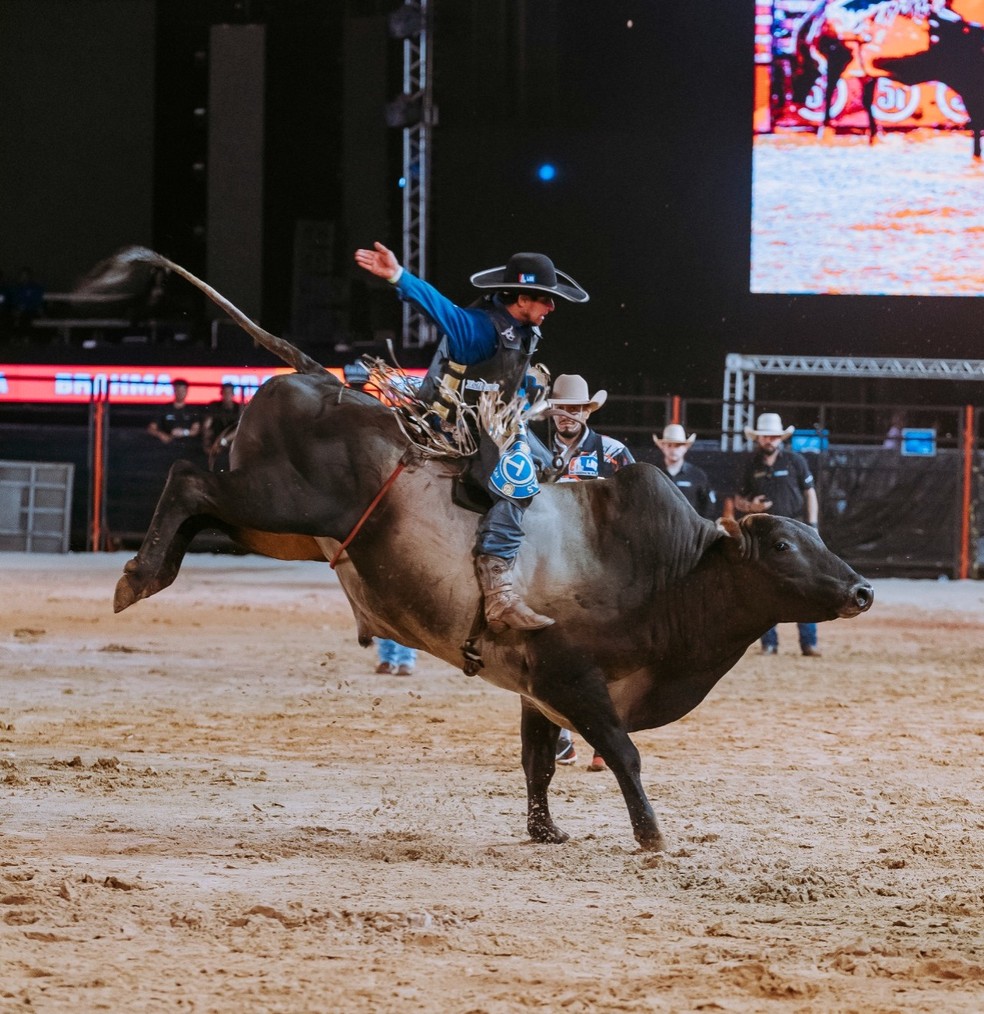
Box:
[395,271,497,363]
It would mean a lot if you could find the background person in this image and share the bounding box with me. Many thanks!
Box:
[651,423,718,519]
[734,412,821,657]
[147,378,200,444]
[375,638,416,676]
[202,382,242,455]
[882,409,906,451]
[545,373,634,771]
[546,373,634,482]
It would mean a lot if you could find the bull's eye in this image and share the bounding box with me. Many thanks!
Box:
[774,540,790,552]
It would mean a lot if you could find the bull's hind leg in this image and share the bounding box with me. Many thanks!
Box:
[520,698,569,844]
[114,460,232,612]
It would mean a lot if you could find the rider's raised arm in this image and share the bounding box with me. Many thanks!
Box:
[393,271,497,364]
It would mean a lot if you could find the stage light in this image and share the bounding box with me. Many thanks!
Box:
[385,91,423,128]
[537,163,557,182]
[388,5,423,40]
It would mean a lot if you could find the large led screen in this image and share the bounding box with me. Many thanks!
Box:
[751,0,984,296]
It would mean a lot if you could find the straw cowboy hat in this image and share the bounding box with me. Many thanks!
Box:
[548,374,607,412]
[653,423,696,448]
[470,252,590,303]
[743,412,795,441]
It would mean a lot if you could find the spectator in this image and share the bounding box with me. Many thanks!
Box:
[883,410,905,450]
[734,412,821,657]
[375,638,416,676]
[147,378,201,444]
[652,423,718,519]
[546,373,634,771]
[202,382,241,456]
[546,373,635,482]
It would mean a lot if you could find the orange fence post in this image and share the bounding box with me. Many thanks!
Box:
[88,395,109,552]
[959,404,974,580]
[671,394,681,425]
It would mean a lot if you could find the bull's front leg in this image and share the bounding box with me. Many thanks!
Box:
[586,725,667,853]
[114,460,223,612]
[520,697,568,844]
[528,640,668,852]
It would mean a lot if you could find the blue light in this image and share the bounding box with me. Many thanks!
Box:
[537,163,557,182]
[398,176,407,189]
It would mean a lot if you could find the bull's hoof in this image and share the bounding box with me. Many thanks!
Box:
[113,573,140,613]
[528,820,570,845]
[636,830,669,853]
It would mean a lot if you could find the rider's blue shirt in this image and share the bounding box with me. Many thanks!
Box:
[395,271,503,364]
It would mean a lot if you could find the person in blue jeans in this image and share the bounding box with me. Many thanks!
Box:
[734,412,821,657]
[375,638,416,676]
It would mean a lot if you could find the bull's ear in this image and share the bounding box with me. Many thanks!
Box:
[716,516,750,560]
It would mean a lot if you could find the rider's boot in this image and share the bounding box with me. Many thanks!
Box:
[475,553,554,632]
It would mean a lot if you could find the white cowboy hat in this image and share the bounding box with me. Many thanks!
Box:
[548,374,607,412]
[470,252,590,303]
[653,423,696,448]
[743,412,795,441]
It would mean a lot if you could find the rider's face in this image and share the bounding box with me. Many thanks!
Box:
[513,293,555,326]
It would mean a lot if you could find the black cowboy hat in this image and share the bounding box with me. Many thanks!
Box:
[469,252,589,303]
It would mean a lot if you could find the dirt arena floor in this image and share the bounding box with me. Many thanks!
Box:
[3,551,983,1012]
[751,129,984,296]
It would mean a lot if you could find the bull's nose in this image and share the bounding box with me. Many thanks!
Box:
[853,582,874,612]
[838,581,874,618]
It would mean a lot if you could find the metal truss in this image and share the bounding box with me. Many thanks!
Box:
[721,352,984,449]
[398,0,436,350]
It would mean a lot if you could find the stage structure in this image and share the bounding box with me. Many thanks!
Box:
[389,0,436,350]
[722,353,984,450]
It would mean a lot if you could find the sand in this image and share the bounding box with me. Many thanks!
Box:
[2,552,983,1012]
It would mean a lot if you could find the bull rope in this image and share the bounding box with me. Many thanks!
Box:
[329,460,407,569]
[329,356,558,569]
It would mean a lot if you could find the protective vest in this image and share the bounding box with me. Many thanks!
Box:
[556,429,618,481]
[417,296,540,424]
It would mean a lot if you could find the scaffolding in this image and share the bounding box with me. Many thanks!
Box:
[721,352,984,449]
[395,0,436,349]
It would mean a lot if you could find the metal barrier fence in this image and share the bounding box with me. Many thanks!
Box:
[0,393,980,578]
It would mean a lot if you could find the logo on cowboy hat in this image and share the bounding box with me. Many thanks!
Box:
[744,412,795,441]
[548,374,607,413]
[470,252,590,304]
[653,423,696,448]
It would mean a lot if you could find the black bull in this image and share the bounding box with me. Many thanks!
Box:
[113,249,874,851]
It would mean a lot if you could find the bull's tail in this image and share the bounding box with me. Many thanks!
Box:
[110,246,329,377]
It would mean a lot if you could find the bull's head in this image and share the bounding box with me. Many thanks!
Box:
[717,514,873,620]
